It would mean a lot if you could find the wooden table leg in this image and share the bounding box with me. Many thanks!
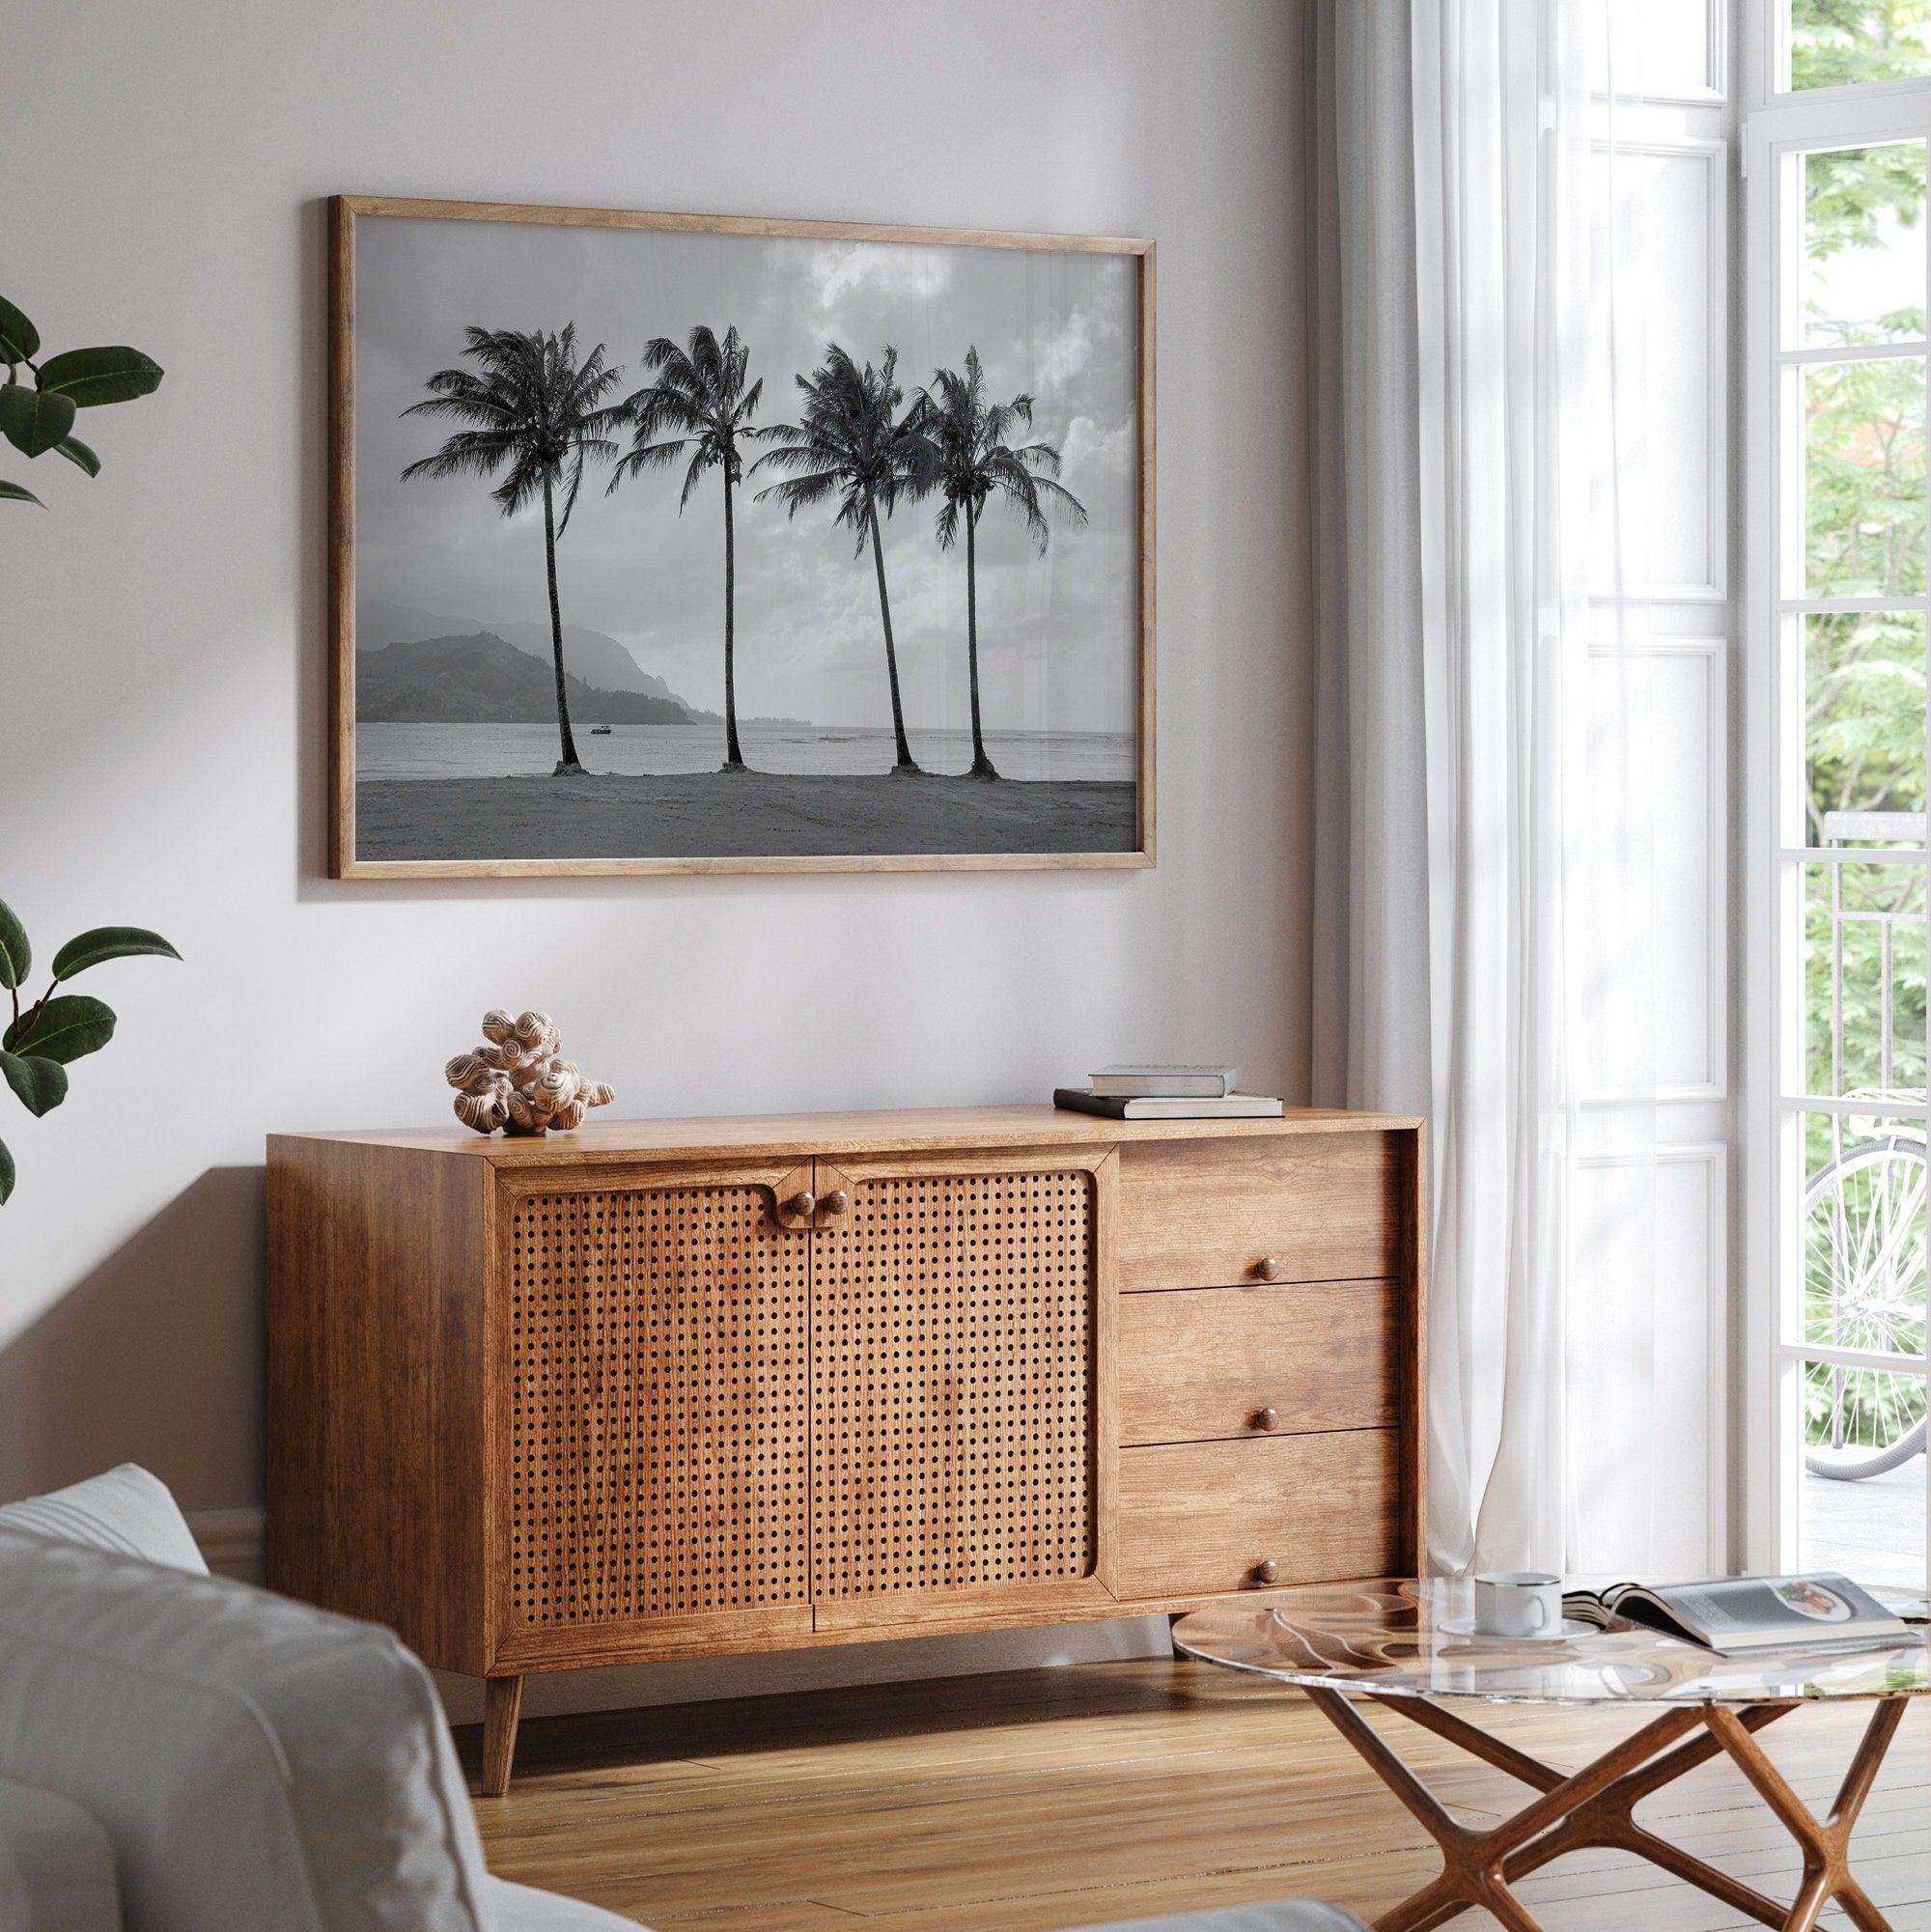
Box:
[1301,1689,1700,1931]
[482,1673,524,1798]
[1499,1702,1802,1928]
[1297,1690,1912,1932]
[1703,1699,1909,1932]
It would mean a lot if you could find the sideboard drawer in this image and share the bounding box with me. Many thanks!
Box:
[1115,1432,1400,1599]
[1117,1134,1402,1291]
[1118,1281,1396,1445]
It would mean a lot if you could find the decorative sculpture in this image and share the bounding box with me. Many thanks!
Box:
[444,1009,614,1136]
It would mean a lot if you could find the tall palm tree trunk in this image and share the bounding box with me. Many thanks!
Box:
[721,470,744,770]
[542,474,583,775]
[865,492,918,772]
[964,507,998,778]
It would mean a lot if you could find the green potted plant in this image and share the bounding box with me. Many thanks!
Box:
[2,292,161,504]
[3,291,174,1201]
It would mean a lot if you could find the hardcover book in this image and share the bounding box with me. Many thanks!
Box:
[1089,1063,1239,1098]
[1054,1087,1283,1120]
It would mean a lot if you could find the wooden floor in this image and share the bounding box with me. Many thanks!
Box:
[463,1658,1931,1931]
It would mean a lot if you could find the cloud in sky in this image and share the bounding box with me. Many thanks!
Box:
[812,240,956,312]
[352,215,1139,735]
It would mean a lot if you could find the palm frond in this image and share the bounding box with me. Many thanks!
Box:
[607,322,762,504]
[491,446,547,518]
[399,428,518,484]
[907,350,1083,552]
[401,322,622,514]
[751,433,841,477]
[1001,438,1064,476]
[753,467,843,514]
[606,433,693,491]
[555,449,586,538]
[1026,473,1086,519]
[935,494,962,551]
[678,444,711,512]
[628,387,710,440]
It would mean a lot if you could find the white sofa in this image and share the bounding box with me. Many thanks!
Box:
[0,1466,1361,1932]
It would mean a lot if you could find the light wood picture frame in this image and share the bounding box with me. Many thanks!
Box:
[328,196,1155,879]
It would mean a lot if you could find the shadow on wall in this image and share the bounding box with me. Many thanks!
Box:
[0,1166,265,1509]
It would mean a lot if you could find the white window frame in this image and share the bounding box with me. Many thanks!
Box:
[1743,1,1931,1594]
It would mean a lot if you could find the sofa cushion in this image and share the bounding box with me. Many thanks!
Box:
[0,1524,493,1931]
[0,1464,208,1575]
[0,1775,122,1932]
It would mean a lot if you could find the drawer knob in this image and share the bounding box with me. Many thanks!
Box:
[1254,1557,1280,1586]
[788,1190,817,1219]
[1255,1255,1281,1281]
[1255,1406,1279,1432]
[821,1189,850,1217]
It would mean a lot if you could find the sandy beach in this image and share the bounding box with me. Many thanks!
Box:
[355,769,1139,859]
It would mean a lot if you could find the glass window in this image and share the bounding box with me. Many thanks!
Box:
[1757,34,1931,1597]
[1790,0,1931,93]
[1802,145,1927,345]
[1803,358,1926,598]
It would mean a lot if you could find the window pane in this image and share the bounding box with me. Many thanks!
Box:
[1805,357,1926,598]
[1805,613,1927,838]
[1791,0,1931,92]
[1805,860,1928,1095]
[1802,1126,1929,1355]
[1803,145,1927,349]
[1800,1108,1931,1301]
[1799,1359,1928,1592]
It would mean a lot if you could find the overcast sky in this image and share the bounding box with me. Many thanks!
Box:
[353,214,1139,734]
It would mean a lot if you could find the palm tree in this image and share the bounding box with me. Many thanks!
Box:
[912,347,1086,779]
[401,324,625,775]
[753,345,936,773]
[608,325,767,771]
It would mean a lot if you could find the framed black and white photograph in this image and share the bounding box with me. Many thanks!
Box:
[327,196,1154,878]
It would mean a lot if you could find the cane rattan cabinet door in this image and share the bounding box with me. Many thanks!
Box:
[808,1153,1115,1629]
[500,1170,812,1656]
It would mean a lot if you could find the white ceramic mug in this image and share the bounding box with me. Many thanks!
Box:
[1471,1571,1563,1639]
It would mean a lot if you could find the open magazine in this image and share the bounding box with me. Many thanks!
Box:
[1563,1575,1915,1657]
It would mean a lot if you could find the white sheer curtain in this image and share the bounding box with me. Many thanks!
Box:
[1309,0,1663,1576]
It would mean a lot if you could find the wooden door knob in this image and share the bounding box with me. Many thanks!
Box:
[1255,1255,1281,1280]
[821,1189,850,1217]
[1254,1557,1280,1585]
[788,1190,817,1219]
[1254,1406,1279,1432]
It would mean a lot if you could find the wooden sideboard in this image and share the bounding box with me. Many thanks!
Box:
[266,1105,1425,1791]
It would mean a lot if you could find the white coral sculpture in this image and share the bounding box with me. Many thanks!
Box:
[444,1009,615,1136]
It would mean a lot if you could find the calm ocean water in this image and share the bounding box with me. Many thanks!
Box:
[358,721,1135,783]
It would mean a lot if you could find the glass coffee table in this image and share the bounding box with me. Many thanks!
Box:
[1172,1579,1931,1932]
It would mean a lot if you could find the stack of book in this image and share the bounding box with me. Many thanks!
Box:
[1053,1065,1285,1120]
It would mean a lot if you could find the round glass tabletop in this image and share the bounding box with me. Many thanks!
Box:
[1172,1579,1931,1707]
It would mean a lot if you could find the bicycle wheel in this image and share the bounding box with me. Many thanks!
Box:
[1802,1134,1929,1481]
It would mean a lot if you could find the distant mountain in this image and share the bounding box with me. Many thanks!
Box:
[356,597,693,711]
[356,632,698,726]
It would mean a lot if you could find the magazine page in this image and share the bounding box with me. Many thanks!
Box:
[1656,1575,1904,1646]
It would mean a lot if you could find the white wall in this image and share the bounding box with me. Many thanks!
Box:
[0,0,1313,1713]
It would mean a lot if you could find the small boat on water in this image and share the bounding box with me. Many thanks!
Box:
[589,725,613,735]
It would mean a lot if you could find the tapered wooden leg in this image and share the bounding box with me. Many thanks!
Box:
[482,1674,524,1798]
